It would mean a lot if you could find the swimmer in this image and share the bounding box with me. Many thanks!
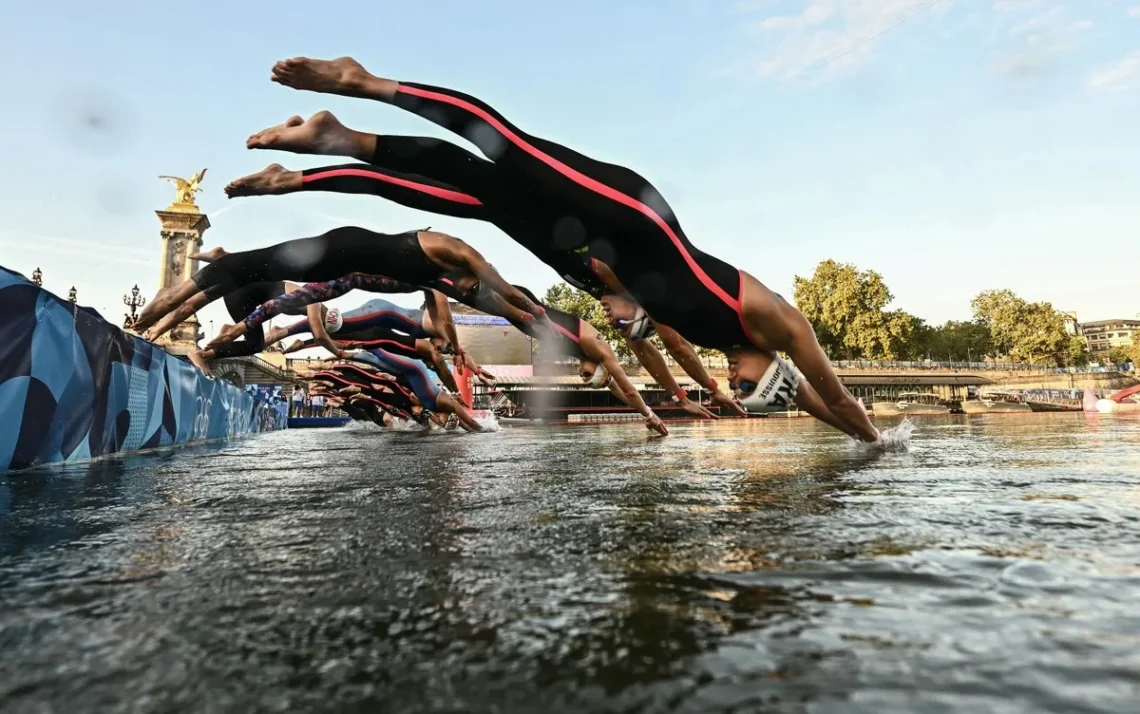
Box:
[336,345,485,432]
[432,280,670,435]
[230,162,743,419]
[168,248,328,374]
[305,367,424,424]
[252,56,876,441]
[133,228,546,357]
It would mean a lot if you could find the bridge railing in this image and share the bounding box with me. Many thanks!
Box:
[828,360,1134,374]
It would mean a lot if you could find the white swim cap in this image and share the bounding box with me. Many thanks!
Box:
[587,364,611,388]
[738,355,800,412]
[619,307,656,342]
[324,307,343,334]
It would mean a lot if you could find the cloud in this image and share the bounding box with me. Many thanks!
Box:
[991,6,1094,77]
[993,0,1040,12]
[1088,51,1140,91]
[741,0,953,85]
[1130,6,1140,18]
[757,2,834,30]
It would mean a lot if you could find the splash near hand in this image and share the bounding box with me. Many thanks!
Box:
[859,418,915,453]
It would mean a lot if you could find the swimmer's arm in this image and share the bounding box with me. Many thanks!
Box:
[654,324,746,418]
[307,303,344,358]
[438,393,485,433]
[424,290,461,354]
[603,354,654,419]
[459,248,545,320]
[427,349,461,393]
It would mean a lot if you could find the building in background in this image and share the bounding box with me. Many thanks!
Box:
[1080,318,1139,357]
[449,302,533,366]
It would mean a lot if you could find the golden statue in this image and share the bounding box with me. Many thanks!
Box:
[158,169,208,207]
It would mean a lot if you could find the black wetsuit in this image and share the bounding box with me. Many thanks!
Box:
[299,145,609,299]
[211,281,285,359]
[191,228,446,304]
[296,84,750,350]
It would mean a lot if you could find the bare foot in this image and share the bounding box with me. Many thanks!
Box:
[271,56,371,96]
[225,164,302,198]
[188,351,214,376]
[245,111,360,157]
[189,246,228,263]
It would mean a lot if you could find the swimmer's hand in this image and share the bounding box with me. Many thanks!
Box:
[645,413,668,437]
[711,389,749,418]
[207,323,246,348]
[677,397,718,420]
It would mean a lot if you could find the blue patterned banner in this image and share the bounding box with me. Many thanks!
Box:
[0,266,286,473]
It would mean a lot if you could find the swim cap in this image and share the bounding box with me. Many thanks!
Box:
[738,355,799,412]
[618,307,656,342]
[324,307,343,334]
[587,364,611,388]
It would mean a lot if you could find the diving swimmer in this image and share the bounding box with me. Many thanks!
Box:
[133,228,547,358]
[241,56,878,442]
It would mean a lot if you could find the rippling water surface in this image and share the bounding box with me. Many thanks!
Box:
[2,414,1139,713]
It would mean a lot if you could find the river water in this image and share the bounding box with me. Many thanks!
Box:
[1,414,1138,713]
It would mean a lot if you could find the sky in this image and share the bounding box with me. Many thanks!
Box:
[1,0,1137,345]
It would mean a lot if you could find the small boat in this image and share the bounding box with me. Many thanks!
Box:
[870,392,951,416]
[960,392,1032,414]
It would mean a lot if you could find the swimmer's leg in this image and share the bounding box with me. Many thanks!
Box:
[226,161,487,221]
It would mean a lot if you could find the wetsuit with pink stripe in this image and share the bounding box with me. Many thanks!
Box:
[350,348,444,411]
[300,142,610,299]
[303,83,749,349]
[313,368,417,420]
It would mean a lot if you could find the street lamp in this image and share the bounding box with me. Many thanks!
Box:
[123,284,147,328]
[31,267,42,286]
[68,287,77,304]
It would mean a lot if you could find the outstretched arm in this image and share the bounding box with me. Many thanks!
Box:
[584,331,668,437]
[423,289,461,353]
[783,313,879,442]
[654,323,747,418]
[627,337,717,420]
[437,393,485,432]
[424,345,461,393]
[459,247,545,320]
[306,303,344,358]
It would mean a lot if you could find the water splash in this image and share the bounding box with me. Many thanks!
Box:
[473,411,501,433]
[858,418,915,453]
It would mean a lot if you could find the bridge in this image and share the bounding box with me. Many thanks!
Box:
[212,355,296,388]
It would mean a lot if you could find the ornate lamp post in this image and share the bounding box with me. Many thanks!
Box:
[31,267,42,286]
[68,287,77,304]
[123,284,147,328]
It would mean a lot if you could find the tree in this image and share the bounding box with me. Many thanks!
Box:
[793,260,913,360]
[970,289,1079,366]
[1128,343,1140,370]
[1104,346,1133,366]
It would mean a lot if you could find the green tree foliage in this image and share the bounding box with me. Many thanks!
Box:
[1127,343,1140,370]
[1104,346,1133,366]
[970,289,1082,366]
[924,320,994,362]
[541,283,633,360]
[793,260,914,360]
